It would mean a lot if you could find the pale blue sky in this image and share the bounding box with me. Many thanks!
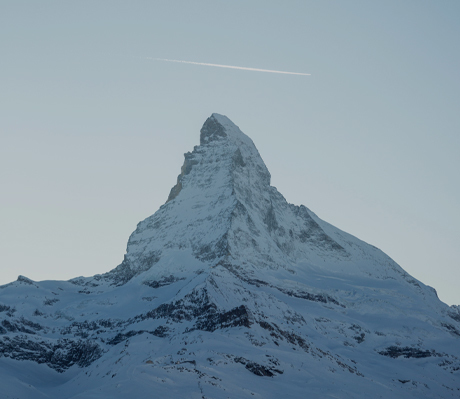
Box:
[1,1,459,304]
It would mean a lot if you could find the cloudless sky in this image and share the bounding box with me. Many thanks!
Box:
[1,1,459,305]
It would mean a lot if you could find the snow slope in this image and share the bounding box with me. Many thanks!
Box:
[1,114,459,398]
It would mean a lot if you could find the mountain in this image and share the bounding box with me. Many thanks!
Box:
[1,114,459,398]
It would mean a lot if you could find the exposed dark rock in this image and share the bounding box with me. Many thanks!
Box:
[0,336,102,372]
[141,288,251,333]
[108,326,170,345]
[69,278,99,287]
[107,330,144,345]
[143,289,216,323]
[258,321,274,331]
[17,275,35,285]
[349,325,366,343]
[441,323,460,337]
[167,151,199,202]
[259,321,310,351]
[43,298,60,306]
[193,305,251,332]
[152,325,169,338]
[233,148,246,168]
[143,275,185,289]
[234,356,283,377]
[19,317,44,332]
[200,115,227,145]
[293,205,348,255]
[264,205,278,233]
[61,319,126,338]
[61,320,100,338]
[354,333,365,343]
[0,304,12,313]
[378,346,433,359]
[1,319,38,335]
[102,251,161,287]
[194,232,230,262]
[448,312,460,323]
[244,278,269,287]
[278,287,345,308]
[142,296,157,302]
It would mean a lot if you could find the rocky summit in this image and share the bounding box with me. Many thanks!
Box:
[1,114,459,398]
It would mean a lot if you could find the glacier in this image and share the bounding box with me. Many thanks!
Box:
[0,113,459,398]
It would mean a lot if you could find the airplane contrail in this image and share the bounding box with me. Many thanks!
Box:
[146,57,310,76]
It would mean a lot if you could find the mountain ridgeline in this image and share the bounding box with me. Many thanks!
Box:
[1,114,459,398]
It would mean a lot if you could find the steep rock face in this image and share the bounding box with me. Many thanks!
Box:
[0,114,459,399]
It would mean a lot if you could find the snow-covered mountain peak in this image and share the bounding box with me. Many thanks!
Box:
[121,114,275,278]
[167,113,270,203]
[1,114,459,398]
[117,114,402,283]
[200,113,253,147]
[103,114,419,285]
[198,113,271,186]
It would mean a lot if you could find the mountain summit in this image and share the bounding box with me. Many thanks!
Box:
[1,114,459,398]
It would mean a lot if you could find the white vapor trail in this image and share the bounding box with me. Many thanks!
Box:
[146,57,310,76]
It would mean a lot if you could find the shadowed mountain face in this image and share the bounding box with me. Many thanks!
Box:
[1,114,459,398]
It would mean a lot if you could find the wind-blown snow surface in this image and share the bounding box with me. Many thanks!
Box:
[1,114,459,398]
